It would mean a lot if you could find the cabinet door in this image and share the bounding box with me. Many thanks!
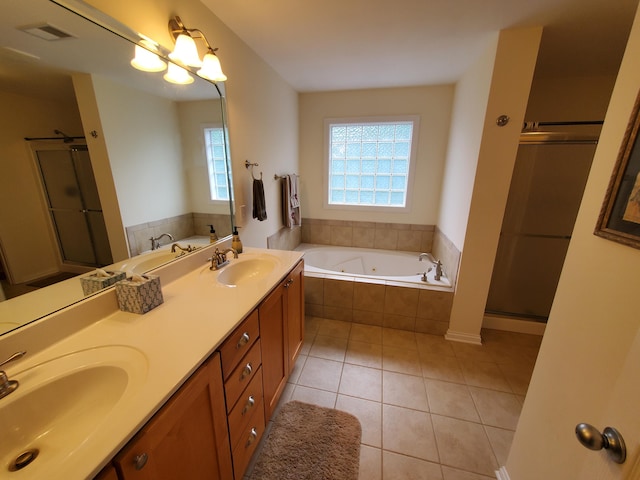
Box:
[259,282,288,422]
[114,355,233,480]
[285,260,304,373]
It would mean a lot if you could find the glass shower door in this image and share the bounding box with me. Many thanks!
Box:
[486,140,596,320]
[35,146,112,266]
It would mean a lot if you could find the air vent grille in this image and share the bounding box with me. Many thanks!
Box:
[19,23,75,41]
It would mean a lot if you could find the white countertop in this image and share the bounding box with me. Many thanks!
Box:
[0,245,303,480]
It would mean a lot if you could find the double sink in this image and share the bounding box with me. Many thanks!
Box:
[0,249,284,477]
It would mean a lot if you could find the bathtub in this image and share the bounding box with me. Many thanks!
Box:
[295,244,451,288]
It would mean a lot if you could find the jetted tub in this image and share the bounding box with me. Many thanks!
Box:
[295,244,451,288]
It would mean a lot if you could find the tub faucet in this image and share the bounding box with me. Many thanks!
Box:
[0,351,25,400]
[150,233,174,250]
[418,252,435,263]
[434,260,443,281]
[171,243,194,254]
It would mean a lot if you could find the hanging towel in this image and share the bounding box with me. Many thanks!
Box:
[282,174,301,228]
[253,177,267,221]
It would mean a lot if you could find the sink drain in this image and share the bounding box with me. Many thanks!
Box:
[8,449,39,472]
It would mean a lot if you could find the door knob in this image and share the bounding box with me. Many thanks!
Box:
[575,423,626,464]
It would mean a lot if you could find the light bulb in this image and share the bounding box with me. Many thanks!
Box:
[197,52,227,82]
[169,33,202,67]
[163,62,194,84]
[131,44,167,72]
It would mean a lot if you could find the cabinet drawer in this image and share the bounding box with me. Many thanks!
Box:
[219,310,259,380]
[228,367,264,449]
[224,339,261,413]
[232,404,265,479]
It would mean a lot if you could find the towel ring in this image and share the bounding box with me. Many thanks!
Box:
[245,160,262,180]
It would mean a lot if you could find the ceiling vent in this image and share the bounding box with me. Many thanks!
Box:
[19,23,75,41]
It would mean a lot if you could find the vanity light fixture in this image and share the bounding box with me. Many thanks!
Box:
[168,16,227,82]
[163,62,194,84]
[130,39,167,72]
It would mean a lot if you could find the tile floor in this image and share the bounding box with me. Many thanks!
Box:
[251,315,542,480]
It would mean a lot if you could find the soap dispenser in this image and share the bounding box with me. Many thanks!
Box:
[231,227,243,254]
[208,224,218,243]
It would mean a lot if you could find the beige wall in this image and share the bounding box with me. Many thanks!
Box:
[299,86,454,225]
[0,90,84,282]
[506,5,640,477]
[446,27,543,344]
[437,34,499,252]
[85,0,299,249]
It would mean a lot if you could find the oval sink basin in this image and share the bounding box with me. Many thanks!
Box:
[217,257,279,287]
[0,346,147,476]
[117,251,182,274]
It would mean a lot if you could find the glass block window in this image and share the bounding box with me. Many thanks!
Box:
[204,127,231,201]
[328,119,416,208]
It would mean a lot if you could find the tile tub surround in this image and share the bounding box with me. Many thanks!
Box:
[305,274,454,335]
[301,218,435,252]
[300,219,461,286]
[126,212,232,256]
[245,317,542,480]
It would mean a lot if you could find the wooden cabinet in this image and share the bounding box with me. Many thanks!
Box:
[113,354,233,480]
[94,464,119,480]
[260,259,304,422]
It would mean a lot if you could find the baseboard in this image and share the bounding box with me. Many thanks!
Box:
[495,466,511,480]
[483,314,546,336]
[444,329,483,345]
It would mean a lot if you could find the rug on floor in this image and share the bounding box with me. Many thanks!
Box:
[26,272,77,288]
[249,401,361,480]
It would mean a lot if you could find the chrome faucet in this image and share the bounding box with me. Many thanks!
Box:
[209,247,238,270]
[150,233,174,250]
[434,260,443,281]
[418,252,435,263]
[0,351,26,400]
[171,243,194,254]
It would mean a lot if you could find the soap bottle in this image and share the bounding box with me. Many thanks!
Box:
[231,227,243,254]
[208,224,218,243]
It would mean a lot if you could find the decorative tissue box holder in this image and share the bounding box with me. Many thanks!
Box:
[115,275,164,314]
[80,270,126,296]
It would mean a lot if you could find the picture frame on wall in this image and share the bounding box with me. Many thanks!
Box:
[595,88,640,249]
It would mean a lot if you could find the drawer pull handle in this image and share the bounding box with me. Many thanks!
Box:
[284,278,294,288]
[240,363,253,380]
[133,453,148,470]
[242,395,255,415]
[236,332,250,349]
[246,428,258,447]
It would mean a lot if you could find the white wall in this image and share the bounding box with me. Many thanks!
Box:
[298,86,454,224]
[446,27,542,344]
[506,4,640,477]
[0,90,84,282]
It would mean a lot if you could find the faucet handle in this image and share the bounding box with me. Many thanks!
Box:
[0,351,25,369]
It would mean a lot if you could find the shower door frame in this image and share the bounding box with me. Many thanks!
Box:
[29,141,110,269]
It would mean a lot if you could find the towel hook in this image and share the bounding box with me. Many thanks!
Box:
[244,160,262,180]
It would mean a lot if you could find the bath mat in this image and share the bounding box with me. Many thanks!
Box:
[248,401,361,480]
[27,272,77,288]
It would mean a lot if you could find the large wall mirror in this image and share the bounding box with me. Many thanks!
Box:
[0,0,234,334]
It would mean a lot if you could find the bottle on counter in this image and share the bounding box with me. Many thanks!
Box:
[208,224,218,243]
[231,227,243,254]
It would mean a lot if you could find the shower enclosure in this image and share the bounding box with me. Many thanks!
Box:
[486,129,598,321]
[34,145,112,267]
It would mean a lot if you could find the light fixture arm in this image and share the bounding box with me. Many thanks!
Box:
[169,16,218,53]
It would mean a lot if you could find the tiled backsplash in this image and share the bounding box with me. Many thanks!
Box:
[126,213,231,256]
[432,227,461,286]
[301,218,435,252]
[267,226,302,251]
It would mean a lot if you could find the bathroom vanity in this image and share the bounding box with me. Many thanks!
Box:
[0,243,304,480]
